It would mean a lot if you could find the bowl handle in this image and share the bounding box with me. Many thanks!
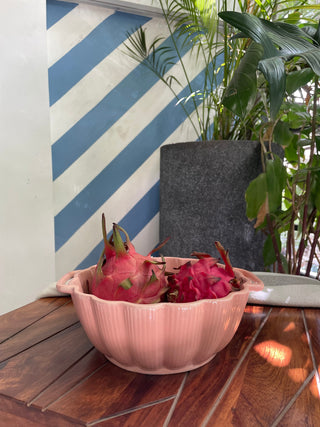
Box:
[56,270,82,295]
[240,269,264,292]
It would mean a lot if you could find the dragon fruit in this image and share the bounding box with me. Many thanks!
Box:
[166,241,242,303]
[91,214,168,304]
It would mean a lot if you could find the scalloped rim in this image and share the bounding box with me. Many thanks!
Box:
[56,261,264,307]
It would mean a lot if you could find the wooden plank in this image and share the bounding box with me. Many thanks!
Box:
[0,300,79,362]
[0,323,93,403]
[276,371,320,426]
[46,365,186,424]
[168,305,270,426]
[92,398,174,426]
[204,307,314,426]
[304,308,320,404]
[0,395,84,427]
[0,297,70,343]
[0,409,41,427]
[32,349,108,409]
[305,308,320,368]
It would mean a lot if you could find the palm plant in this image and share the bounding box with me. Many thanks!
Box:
[124,0,317,141]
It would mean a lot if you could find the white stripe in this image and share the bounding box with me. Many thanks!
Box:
[54,115,195,278]
[47,4,114,67]
[52,78,171,216]
[132,213,160,255]
[53,48,203,215]
[55,147,160,277]
[49,17,169,143]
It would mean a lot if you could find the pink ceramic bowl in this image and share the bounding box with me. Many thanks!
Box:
[56,257,263,374]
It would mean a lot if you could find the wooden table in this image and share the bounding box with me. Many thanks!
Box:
[1,297,319,426]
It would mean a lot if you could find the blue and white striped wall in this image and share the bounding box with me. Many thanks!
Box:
[47,0,206,278]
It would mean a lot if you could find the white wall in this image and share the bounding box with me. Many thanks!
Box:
[0,0,56,315]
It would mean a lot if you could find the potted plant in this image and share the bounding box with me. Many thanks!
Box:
[219,10,320,277]
[124,0,319,271]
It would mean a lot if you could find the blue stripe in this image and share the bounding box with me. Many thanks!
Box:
[46,0,78,29]
[48,12,150,106]
[54,62,221,251]
[76,181,160,269]
[51,34,191,180]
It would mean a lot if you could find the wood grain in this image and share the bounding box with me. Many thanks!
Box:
[92,398,174,426]
[167,305,270,426]
[0,300,78,362]
[0,409,41,427]
[0,297,70,343]
[204,307,315,426]
[46,365,186,424]
[0,323,93,403]
[0,395,84,427]
[31,348,107,409]
[305,308,320,368]
[277,372,320,427]
[0,300,79,362]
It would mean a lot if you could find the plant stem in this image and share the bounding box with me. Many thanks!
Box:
[295,75,318,275]
[266,214,285,273]
[286,209,295,274]
[305,215,320,276]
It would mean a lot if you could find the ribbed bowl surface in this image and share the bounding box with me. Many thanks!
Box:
[56,258,264,374]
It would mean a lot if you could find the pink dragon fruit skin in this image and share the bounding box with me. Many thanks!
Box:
[91,215,167,304]
[167,242,241,303]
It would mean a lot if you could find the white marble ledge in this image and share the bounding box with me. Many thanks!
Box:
[248,272,320,308]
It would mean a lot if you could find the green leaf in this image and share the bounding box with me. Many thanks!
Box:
[287,110,310,129]
[258,56,286,120]
[260,20,314,56]
[273,120,294,147]
[246,157,286,224]
[299,49,320,77]
[223,42,262,118]
[311,171,320,210]
[286,68,314,95]
[283,12,302,25]
[263,232,281,267]
[219,12,286,119]
[266,155,287,213]
[284,134,299,163]
[245,172,267,220]
[314,20,320,45]
[218,12,279,58]
[219,12,320,119]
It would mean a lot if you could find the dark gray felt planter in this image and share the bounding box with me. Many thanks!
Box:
[160,140,272,271]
